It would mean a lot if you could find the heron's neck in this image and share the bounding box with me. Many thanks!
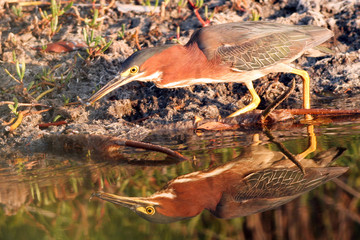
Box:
[152,163,238,217]
[141,44,230,88]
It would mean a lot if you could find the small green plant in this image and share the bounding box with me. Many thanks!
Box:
[178,0,187,9]
[11,5,23,18]
[53,115,63,122]
[82,28,113,60]
[8,97,19,116]
[250,9,260,21]
[171,25,182,44]
[3,52,45,102]
[117,24,126,39]
[192,0,204,8]
[62,95,70,104]
[39,0,73,37]
[85,8,101,28]
[204,5,215,21]
[144,0,159,14]
[38,64,62,82]
[163,0,170,6]
[4,52,26,85]
[30,64,73,101]
[37,63,72,84]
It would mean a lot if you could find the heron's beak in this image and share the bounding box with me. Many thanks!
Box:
[91,191,154,210]
[86,73,142,105]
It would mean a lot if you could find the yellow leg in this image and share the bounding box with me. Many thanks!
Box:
[290,68,311,109]
[251,133,261,146]
[290,68,313,120]
[227,81,261,118]
[297,125,317,160]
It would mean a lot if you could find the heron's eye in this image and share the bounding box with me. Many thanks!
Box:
[145,206,155,215]
[129,66,139,74]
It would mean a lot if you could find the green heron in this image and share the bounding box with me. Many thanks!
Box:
[87,22,333,117]
[92,146,346,223]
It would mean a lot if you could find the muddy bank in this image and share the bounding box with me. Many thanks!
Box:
[0,0,359,152]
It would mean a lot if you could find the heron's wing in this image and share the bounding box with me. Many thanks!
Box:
[212,167,347,219]
[187,22,333,71]
[234,167,344,201]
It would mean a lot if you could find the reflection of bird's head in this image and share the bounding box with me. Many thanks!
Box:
[92,191,190,223]
[86,45,175,105]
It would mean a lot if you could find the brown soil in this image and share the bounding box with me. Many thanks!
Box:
[0,0,359,151]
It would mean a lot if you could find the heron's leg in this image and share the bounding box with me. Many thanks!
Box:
[290,68,313,120]
[227,81,261,118]
[290,68,310,109]
[296,125,317,160]
[251,133,261,146]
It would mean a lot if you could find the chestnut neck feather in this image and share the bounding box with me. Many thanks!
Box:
[154,177,223,217]
[141,43,230,87]
[152,162,248,217]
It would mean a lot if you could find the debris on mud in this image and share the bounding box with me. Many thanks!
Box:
[0,0,359,151]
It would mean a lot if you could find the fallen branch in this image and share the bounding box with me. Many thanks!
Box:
[38,121,68,129]
[261,79,295,122]
[5,111,26,132]
[283,108,360,115]
[116,3,160,13]
[0,101,50,107]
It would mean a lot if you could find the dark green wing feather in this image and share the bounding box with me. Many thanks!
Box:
[216,33,293,71]
[234,168,326,201]
[186,22,333,71]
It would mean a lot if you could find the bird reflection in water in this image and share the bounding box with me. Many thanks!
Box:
[92,142,347,223]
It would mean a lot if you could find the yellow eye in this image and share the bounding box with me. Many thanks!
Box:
[129,66,139,74]
[145,206,155,215]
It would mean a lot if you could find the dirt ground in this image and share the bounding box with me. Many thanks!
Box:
[0,0,359,151]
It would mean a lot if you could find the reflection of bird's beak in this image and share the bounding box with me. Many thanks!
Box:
[91,191,152,210]
[86,73,142,105]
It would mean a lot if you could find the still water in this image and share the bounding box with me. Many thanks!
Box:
[1,120,360,239]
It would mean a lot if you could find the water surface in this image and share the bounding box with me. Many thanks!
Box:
[1,121,360,240]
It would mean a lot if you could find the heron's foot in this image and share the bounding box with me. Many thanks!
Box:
[227,100,260,118]
[227,81,261,118]
[194,116,203,125]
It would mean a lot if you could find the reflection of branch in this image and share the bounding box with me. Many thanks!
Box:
[263,128,305,174]
[26,206,56,218]
[113,138,189,162]
[48,134,190,165]
[332,178,360,199]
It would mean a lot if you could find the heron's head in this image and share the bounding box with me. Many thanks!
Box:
[92,191,191,223]
[87,45,175,104]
